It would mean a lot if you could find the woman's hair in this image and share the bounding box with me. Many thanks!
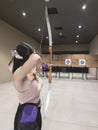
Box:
[12,42,34,73]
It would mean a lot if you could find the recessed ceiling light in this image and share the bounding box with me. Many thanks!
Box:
[46,36,48,39]
[82,4,87,10]
[77,35,79,38]
[22,12,26,16]
[45,0,50,2]
[38,28,41,32]
[59,33,63,36]
[75,41,78,43]
[78,25,82,29]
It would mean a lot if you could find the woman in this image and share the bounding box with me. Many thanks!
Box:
[8,42,42,130]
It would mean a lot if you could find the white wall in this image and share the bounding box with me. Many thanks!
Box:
[0,19,40,83]
[89,35,98,77]
[89,35,98,54]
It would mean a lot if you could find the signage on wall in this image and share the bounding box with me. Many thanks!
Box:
[79,59,86,65]
[65,59,71,65]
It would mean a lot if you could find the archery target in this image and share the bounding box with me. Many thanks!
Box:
[79,59,86,65]
[65,59,71,65]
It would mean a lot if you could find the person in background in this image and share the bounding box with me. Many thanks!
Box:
[8,42,43,130]
[42,63,48,77]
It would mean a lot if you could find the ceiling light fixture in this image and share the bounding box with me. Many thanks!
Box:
[45,0,50,2]
[22,12,26,16]
[59,33,63,36]
[77,35,79,38]
[78,25,82,29]
[38,28,41,32]
[46,36,48,39]
[75,41,78,43]
[82,4,87,10]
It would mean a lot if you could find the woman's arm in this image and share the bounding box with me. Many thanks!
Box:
[13,53,41,81]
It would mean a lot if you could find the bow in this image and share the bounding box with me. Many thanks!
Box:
[44,6,53,118]
[45,6,53,83]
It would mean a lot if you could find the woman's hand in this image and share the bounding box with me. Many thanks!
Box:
[27,72,39,82]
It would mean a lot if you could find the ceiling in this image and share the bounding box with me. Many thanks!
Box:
[0,0,98,46]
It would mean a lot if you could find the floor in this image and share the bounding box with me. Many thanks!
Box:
[0,73,98,130]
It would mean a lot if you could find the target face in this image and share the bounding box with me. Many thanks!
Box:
[79,59,86,65]
[65,59,71,65]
